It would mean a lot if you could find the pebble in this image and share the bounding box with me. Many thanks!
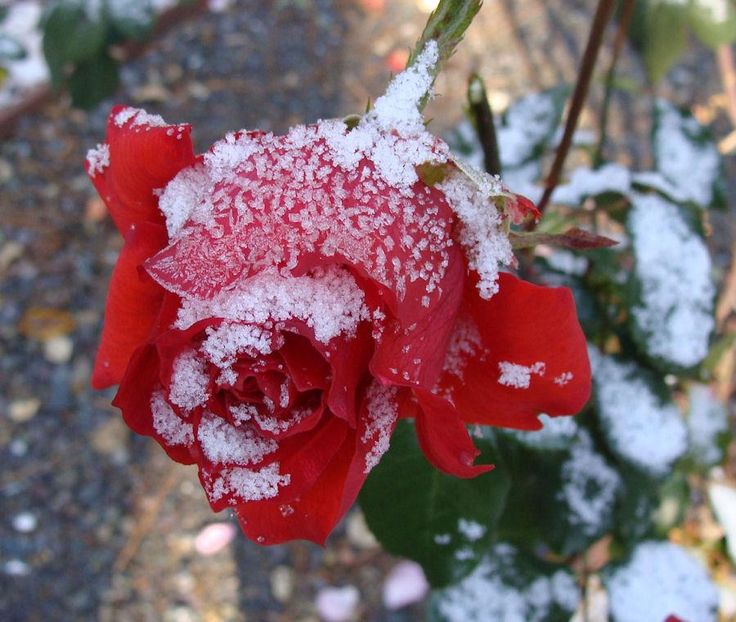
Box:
[90,417,129,463]
[9,398,41,423]
[270,565,295,603]
[3,560,31,577]
[44,335,73,364]
[315,585,360,622]
[12,512,38,533]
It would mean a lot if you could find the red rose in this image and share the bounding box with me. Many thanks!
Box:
[87,57,589,544]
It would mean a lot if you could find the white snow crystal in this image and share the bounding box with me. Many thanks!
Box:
[168,350,210,411]
[196,413,277,465]
[205,462,290,503]
[361,382,399,474]
[551,163,631,206]
[507,413,579,450]
[457,518,486,542]
[150,391,193,446]
[86,143,110,177]
[606,541,718,622]
[497,361,545,389]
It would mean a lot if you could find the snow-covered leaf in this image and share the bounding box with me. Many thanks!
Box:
[652,100,723,209]
[627,192,715,371]
[429,544,579,622]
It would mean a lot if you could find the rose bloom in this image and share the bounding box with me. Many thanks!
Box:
[86,46,590,545]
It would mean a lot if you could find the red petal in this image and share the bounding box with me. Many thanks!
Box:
[86,106,195,235]
[370,249,465,389]
[232,434,356,545]
[92,222,168,388]
[413,389,492,478]
[112,344,196,465]
[439,272,591,430]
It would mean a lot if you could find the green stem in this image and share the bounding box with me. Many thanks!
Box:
[593,0,636,167]
[467,74,503,176]
[535,0,617,216]
[408,0,483,109]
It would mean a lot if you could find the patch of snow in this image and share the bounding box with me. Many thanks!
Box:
[552,163,631,206]
[506,413,579,450]
[653,100,720,207]
[628,192,714,368]
[434,544,579,622]
[590,348,688,476]
[498,360,545,389]
[361,382,399,474]
[605,540,718,622]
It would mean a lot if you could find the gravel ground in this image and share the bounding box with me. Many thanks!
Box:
[1,1,734,621]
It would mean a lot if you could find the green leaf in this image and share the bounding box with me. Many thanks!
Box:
[67,52,119,109]
[359,421,510,588]
[42,3,107,86]
[689,0,736,47]
[630,0,689,84]
[428,544,579,622]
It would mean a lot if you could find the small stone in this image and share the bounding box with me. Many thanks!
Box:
[3,560,31,576]
[44,335,73,364]
[90,416,129,462]
[270,565,295,603]
[12,512,38,533]
[9,439,28,456]
[9,398,41,423]
[0,240,24,272]
[346,510,378,549]
[315,585,359,622]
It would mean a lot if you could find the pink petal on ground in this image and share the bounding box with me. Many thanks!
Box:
[382,560,429,610]
[194,522,236,556]
[315,585,360,622]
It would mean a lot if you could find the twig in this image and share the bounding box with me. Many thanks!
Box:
[593,0,636,167]
[467,74,502,175]
[536,0,617,215]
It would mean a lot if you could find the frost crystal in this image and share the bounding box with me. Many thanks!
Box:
[197,413,277,465]
[206,462,291,503]
[590,348,688,476]
[168,350,209,411]
[606,541,718,622]
[438,170,514,299]
[497,361,545,389]
[151,391,193,446]
[86,143,110,177]
[629,193,714,368]
[362,382,399,474]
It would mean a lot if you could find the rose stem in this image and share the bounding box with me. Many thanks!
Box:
[593,0,636,168]
[408,0,484,111]
[535,0,617,216]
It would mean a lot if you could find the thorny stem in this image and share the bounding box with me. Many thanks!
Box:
[536,0,617,215]
[408,0,484,110]
[467,74,503,176]
[593,0,636,167]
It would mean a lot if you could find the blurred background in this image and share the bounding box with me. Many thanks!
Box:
[1,0,735,620]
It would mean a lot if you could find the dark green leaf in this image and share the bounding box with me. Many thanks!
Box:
[359,421,510,588]
[67,52,119,109]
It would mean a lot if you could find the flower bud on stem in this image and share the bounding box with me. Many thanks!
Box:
[467,73,502,177]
